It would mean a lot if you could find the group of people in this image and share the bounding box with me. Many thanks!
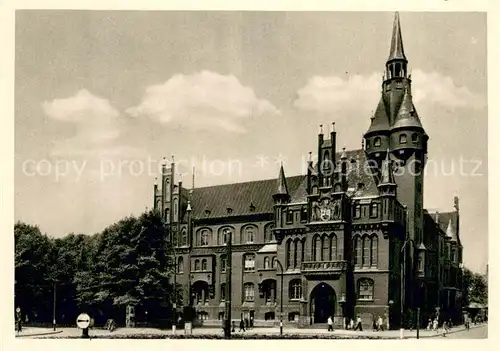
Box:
[326,316,364,331]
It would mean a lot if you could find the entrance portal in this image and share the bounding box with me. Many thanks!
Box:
[310,283,336,324]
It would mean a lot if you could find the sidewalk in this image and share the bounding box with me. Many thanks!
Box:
[22,322,486,339]
[15,327,63,338]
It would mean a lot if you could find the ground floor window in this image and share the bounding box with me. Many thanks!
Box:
[288,312,300,322]
[218,312,224,320]
[265,312,275,320]
[197,312,208,320]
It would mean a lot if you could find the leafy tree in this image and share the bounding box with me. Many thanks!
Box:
[463,267,488,306]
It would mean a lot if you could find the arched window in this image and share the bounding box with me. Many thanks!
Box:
[286,239,293,269]
[179,228,187,246]
[322,235,330,261]
[412,133,419,143]
[164,208,170,223]
[264,256,271,269]
[399,134,407,144]
[313,236,321,261]
[370,203,378,217]
[199,229,211,246]
[264,223,274,243]
[354,236,361,266]
[220,283,226,301]
[272,257,277,269]
[301,239,306,264]
[220,255,227,272]
[374,137,381,147]
[244,254,255,271]
[286,210,294,223]
[289,279,302,300]
[242,225,256,244]
[323,151,332,173]
[177,257,184,273]
[201,259,208,271]
[370,235,378,267]
[300,206,308,222]
[362,236,370,266]
[293,240,298,268]
[331,234,338,261]
[244,283,255,301]
[354,205,361,218]
[358,278,374,300]
[219,227,232,245]
[312,186,318,195]
[194,259,200,271]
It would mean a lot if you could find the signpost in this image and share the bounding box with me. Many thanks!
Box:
[76,313,91,338]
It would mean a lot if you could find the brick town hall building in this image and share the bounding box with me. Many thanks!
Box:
[152,13,465,329]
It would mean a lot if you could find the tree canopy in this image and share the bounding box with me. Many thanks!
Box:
[14,210,179,327]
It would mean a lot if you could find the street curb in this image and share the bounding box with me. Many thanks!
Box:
[16,330,64,338]
[408,324,486,339]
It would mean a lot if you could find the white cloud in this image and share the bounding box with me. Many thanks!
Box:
[42,89,122,157]
[294,69,485,114]
[126,70,279,133]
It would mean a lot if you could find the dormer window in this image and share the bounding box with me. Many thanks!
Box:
[249,203,255,212]
[374,137,381,147]
[205,209,211,216]
[365,140,370,150]
[399,134,407,144]
[357,183,365,191]
[227,207,233,214]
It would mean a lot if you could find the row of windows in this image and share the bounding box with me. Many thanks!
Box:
[177,254,278,274]
[286,206,308,224]
[194,224,274,247]
[353,203,379,219]
[353,235,378,268]
[192,278,375,305]
[366,133,420,149]
[286,239,306,269]
[312,234,342,262]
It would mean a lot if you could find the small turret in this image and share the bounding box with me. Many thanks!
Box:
[273,163,290,204]
[446,218,458,243]
[378,150,397,196]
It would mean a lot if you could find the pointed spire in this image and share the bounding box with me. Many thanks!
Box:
[392,86,423,130]
[319,124,324,134]
[388,12,407,62]
[379,149,396,185]
[446,218,458,242]
[276,163,289,195]
[187,200,192,212]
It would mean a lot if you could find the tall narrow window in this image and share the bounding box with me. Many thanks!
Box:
[322,235,330,261]
[194,259,200,271]
[181,228,187,246]
[220,283,226,301]
[244,283,255,301]
[374,137,381,147]
[370,203,378,217]
[287,210,294,223]
[399,134,407,144]
[244,254,255,271]
[362,236,370,266]
[272,257,277,269]
[314,236,321,261]
[264,224,274,243]
[199,229,210,246]
[412,133,419,143]
[201,259,208,271]
[286,240,292,268]
[243,226,255,243]
[293,240,298,268]
[264,256,271,269]
[354,205,361,218]
[370,235,378,267]
[221,255,227,272]
[289,280,302,300]
[354,236,361,266]
[331,234,338,261]
[301,239,305,264]
[300,206,308,222]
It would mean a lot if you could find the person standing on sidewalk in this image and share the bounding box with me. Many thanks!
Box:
[239,319,246,332]
[327,316,334,331]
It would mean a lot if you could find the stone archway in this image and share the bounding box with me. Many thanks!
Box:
[310,282,336,324]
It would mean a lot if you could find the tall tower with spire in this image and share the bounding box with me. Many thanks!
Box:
[364,12,428,247]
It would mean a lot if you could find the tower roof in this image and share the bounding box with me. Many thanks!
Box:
[391,87,423,130]
[446,218,458,242]
[379,150,396,186]
[366,96,390,135]
[276,163,289,195]
[388,12,407,62]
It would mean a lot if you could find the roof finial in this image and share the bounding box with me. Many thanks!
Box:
[331,122,336,133]
[171,155,175,164]
[154,176,158,186]
[308,151,312,162]
[319,124,323,134]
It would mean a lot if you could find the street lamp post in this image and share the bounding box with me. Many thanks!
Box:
[52,281,56,331]
[224,229,232,339]
[274,259,284,336]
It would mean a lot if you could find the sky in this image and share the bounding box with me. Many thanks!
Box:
[14,11,488,273]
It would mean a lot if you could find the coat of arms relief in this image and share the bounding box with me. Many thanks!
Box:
[311,198,342,222]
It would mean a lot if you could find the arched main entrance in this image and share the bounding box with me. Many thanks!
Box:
[310,283,336,324]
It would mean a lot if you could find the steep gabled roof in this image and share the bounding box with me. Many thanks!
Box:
[366,96,390,135]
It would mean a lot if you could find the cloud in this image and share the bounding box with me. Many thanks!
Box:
[42,89,123,157]
[294,69,485,115]
[126,71,279,133]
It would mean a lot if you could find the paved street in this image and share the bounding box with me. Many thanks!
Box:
[16,323,487,339]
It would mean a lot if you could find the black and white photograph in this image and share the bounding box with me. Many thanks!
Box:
[2,0,494,344]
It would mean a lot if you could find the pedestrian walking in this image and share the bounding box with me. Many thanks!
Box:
[349,318,355,330]
[377,316,384,331]
[239,319,246,332]
[427,318,432,331]
[231,321,236,333]
[327,316,334,331]
[344,317,349,330]
[354,316,363,331]
[442,320,448,337]
[372,317,378,331]
[433,318,438,332]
